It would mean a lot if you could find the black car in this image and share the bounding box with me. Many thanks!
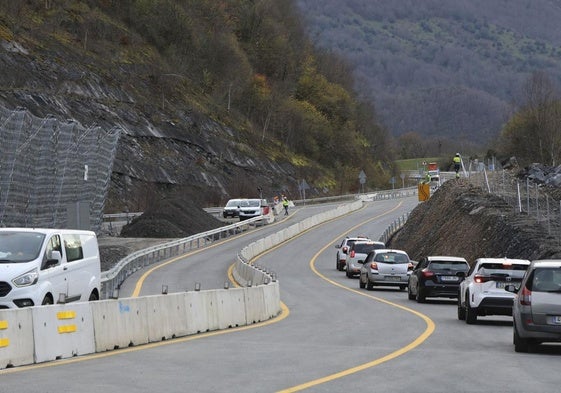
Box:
[408,256,469,303]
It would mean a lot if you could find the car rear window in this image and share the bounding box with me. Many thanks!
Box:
[529,268,561,292]
[374,252,409,264]
[353,243,384,254]
[429,261,468,271]
[479,263,528,271]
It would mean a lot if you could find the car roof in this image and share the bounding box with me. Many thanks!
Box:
[474,257,530,265]
[426,256,468,262]
[354,238,384,244]
[529,259,561,268]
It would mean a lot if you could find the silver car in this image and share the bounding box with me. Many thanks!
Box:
[507,259,561,352]
[345,240,385,278]
[359,249,413,290]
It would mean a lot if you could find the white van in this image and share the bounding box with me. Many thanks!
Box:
[0,228,101,309]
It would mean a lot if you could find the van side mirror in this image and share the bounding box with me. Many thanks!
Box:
[45,250,62,268]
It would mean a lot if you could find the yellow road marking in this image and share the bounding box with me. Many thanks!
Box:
[130,214,294,297]
[277,202,436,392]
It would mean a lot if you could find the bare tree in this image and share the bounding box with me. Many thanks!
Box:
[521,71,561,166]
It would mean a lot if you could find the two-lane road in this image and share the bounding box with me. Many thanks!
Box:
[1,197,559,392]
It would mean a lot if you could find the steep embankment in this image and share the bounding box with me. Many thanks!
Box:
[388,179,561,263]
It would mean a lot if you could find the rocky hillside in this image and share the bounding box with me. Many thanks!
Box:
[388,179,561,263]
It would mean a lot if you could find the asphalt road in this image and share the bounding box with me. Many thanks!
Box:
[1,197,560,392]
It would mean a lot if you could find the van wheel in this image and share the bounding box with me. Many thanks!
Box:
[41,295,53,306]
[89,291,99,301]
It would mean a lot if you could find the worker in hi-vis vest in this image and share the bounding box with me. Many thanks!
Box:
[453,153,461,178]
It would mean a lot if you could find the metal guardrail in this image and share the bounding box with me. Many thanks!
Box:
[100,214,269,298]
[100,187,419,298]
[379,212,410,245]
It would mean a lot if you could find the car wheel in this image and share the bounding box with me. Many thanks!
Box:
[514,325,529,353]
[416,284,426,303]
[407,284,415,300]
[345,268,353,278]
[465,292,477,324]
[366,278,374,290]
[359,274,366,289]
[457,296,466,320]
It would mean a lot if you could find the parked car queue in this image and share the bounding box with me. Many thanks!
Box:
[333,237,561,353]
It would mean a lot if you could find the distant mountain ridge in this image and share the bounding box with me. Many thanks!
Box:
[296,0,561,148]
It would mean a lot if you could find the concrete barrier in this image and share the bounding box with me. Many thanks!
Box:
[32,303,96,363]
[0,200,364,370]
[0,308,34,368]
[91,298,150,352]
[145,293,190,342]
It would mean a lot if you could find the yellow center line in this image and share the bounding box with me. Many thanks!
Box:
[131,213,295,297]
[277,201,436,392]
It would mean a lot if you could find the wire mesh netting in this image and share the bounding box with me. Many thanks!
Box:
[466,166,561,243]
[0,106,120,232]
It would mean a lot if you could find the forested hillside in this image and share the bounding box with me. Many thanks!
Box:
[297,0,561,154]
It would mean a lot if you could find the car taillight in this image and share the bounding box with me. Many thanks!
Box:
[343,246,348,253]
[519,286,532,305]
[408,263,414,271]
[350,250,355,258]
[474,274,489,283]
[369,262,378,270]
[421,269,434,277]
[262,206,269,215]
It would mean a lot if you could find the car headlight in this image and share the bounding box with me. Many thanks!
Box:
[12,268,39,287]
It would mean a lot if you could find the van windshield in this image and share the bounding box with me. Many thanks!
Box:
[0,232,45,263]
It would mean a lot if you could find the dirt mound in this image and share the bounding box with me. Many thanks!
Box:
[120,197,224,238]
[388,179,561,263]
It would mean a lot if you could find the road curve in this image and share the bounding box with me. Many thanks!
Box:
[1,197,559,392]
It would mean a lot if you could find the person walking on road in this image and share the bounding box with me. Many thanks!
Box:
[453,153,461,178]
[282,196,289,216]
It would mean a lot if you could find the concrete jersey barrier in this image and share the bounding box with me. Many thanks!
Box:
[0,200,366,370]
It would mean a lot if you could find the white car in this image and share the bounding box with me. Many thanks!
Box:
[334,236,370,271]
[345,240,385,278]
[238,198,269,221]
[358,249,413,290]
[458,257,530,324]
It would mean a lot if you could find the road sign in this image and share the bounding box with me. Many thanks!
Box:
[358,170,366,184]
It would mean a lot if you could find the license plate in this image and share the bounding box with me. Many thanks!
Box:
[496,282,507,289]
[385,275,401,281]
[441,276,458,282]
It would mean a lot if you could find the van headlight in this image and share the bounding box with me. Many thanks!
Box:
[13,268,39,287]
